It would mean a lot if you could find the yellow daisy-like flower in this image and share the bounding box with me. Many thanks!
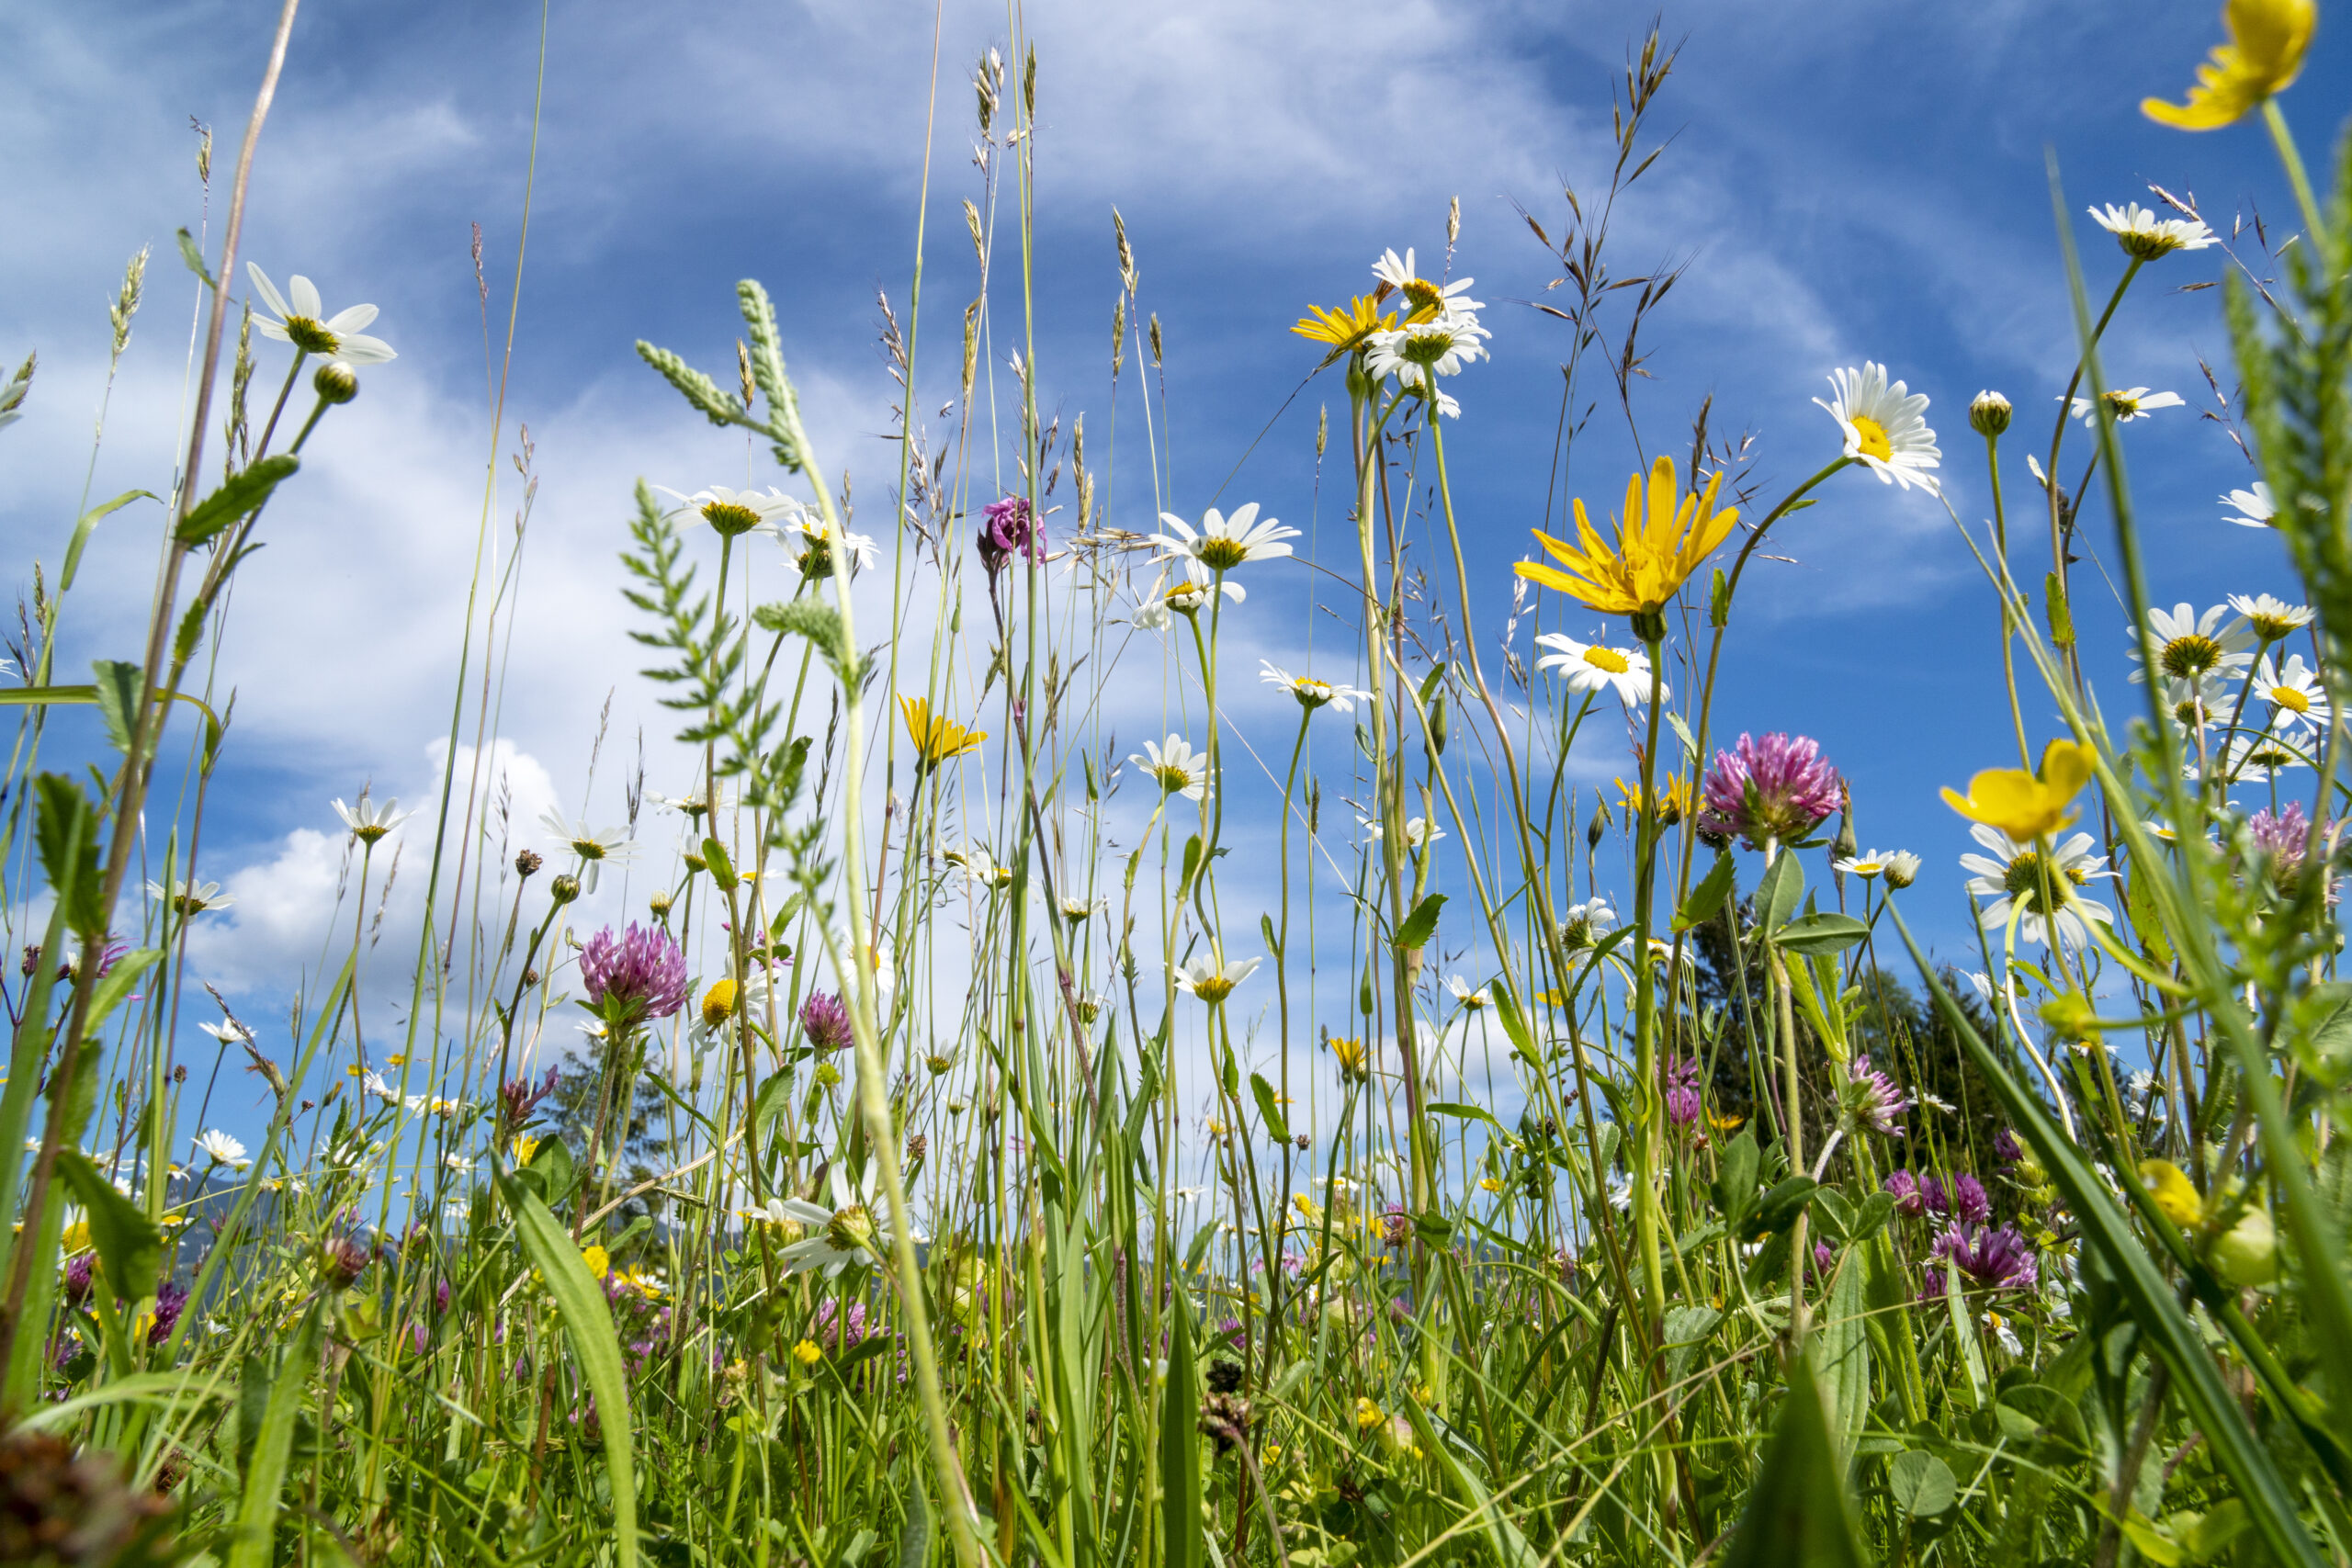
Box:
[1516,456,1739,622]
[2143,0,2315,130]
[1355,1396,1385,1432]
[793,1337,823,1367]
[581,1244,611,1280]
[511,1133,540,1165]
[1940,739,2094,841]
[700,978,738,1031]
[899,694,986,769]
[1293,295,1397,354]
[1329,1035,1370,1083]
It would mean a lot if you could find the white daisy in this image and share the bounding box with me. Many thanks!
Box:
[1150,503,1299,576]
[2143,816,2181,846]
[198,1019,253,1044]
[2128,603,2254,685]
[244,265,397,365]
[1359,815,1446,850]
[2226,592,2312,640]
[148,878,232,917]
[2162,672,2234,736]
[1816,362,1941,492]
[1260,660,1370,714]
[1129,735,1209,801]
[944,843,1015,892]
[782,513,879,575]
[192,1129,249,1168]
[653,484,800,540]
[1362,314,1491,391]
[1532,633,1660,706]
[2221,481,2276,529]
[1369,248,1485,325]
[1832,848,1919,887]
[1959,824,2116,950]
[2219,730,2310,782]
[333,794,411,846]
[1171,952,1263,1005]
[2253,652,2330,732]
[1444,975,1491,1010]
[2088,202,2216,260]
[539,810,636,895]
[2068,388,2185,426]
[772,1165,898,1278]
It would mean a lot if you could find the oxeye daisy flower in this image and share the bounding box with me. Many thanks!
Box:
[1362,314,1491,396]
[1444,975,1491,1010]
[148,878,232,917]
[2221,481,2276,528]
[1959,825,2116,950]
[2226,591,2311,639]
[539,810,636,895]
[2253,652,2330,731]
[1359,815,1446,850]
[785,513,878,577]
[1259,660,1369,714]
[334,794,411,846]
[2163,672,2233,736]
[1942,739,2094,841]
[2219,729,2309,781]
[1172,952,1262,1005]
[2128,602,2254,684]
[2069,387,2186,427]
[1815,362,1940,492]
[2143,0,2315,130]
[2088,201,2217,259]
[1696,732,1842,851]
[1516,456,1739,625]
[944,843,1014,892]
[1532,633,1660,706]
[198,1019,254,1045]
[654,484,800,539]
[192,1129,249,1168]
[1833,849,1920,888]
[770,1165,896,1277]
[1369,247,1484,324]
[899,695,985,769]
[1129,735,1208,801]
[1151,503,1299,575]
[244,265,396,365]
[1293,294,1398,355]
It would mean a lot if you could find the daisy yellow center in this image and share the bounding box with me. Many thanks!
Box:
[2250,613,2299,638]
[1194,537,1250,571]
[1400,277,1445,317]
[2273,685,2312,714]
[283,315,341,355]
[1849,414,1893,462]
[1192,975,1237,1004]
[2103,390,2141,416]
[1296,679,1332,705]
[2159,634,2222,679]
[355,824,390,846]
[827,1203,876,1253]
[1151,765,1193,794]
[1400,327,1454,366]
[2001,852,2078,908]
[572,839,606,862]
[1580,646,1632,674]
[2174,696,2209,728]
[1850,859,1884,876]
[701,501,764,536]
[2248,741,2294,766]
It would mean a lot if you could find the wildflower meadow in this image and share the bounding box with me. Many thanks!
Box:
[6,2,2352,1564]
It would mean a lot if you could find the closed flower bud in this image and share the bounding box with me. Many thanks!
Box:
[2209,1205,2279,1286]
[548,874,581,906]
[313,361,360,405]
[1969,390,2012,437]
[649,890,673,919]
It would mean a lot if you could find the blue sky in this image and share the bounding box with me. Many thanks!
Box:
[0,1,2339,1141]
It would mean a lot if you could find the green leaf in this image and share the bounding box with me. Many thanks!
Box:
[896,1479,933,1568]
[1754,851,1804,933]
[1775,912,1869,955]
[1819,1252,1870,1463]
[1404,1398,1542,1568]
[89,660,144,756]
[701,836,737,889]
[1886,1450,1955,1517]
[1743,1175,1818,1240]
[83,948,161,1033]
[1394,893,1445,952]
[1711,1129,1760,1232]
[1249,1073,1291,1145]
[176,455,298,547]
[502,1176,638,1568]
[175,227,215,289]
[1675,852,1736,931]
[1491,985,1536,1063]
[35,774,103,938]
[226,1303,322,1568]
[1426,1100,1500,1128]
[1717,1348,1870,1568]
[60,490,156,593]
[751,596,859,683]
[1159,1289,1203,1568]
[524,1133,576,1209]
[54,1150,163,1301]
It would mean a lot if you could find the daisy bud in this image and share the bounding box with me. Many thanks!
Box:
[313,361,359,405]
[1969,390,2011,437]
[649,890,673,919]
[2209,1205,2278,1286]
[548,874,581,906]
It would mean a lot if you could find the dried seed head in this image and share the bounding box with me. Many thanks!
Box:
[515,849,543,877]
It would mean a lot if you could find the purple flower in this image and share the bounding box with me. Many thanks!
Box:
[978,495,1045,578]
[1883,1169,1924,1218]
[799,991,855,1053]
[1664,1054,1703,1126]
[1842,1055,1909,1136]
[61,1254,94,1307]
[500,1066,560,1131]
[1994,1127,2022,1166]
[1380,1204,1412,1248]
[1929,1223,2038,1292]
[816,1297,872,1351]
[581,923,690,1028]
[149,1281,188,1346]
[1696,733,1843,851]
[1949,1173,1990,1227]
[2247,802,2311,870]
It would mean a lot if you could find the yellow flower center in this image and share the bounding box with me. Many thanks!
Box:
[2273,684,2311,714]
[701,978,738,1029]
[1195,537,1250,571]
[283,315,340,355]
[1849,414,1893,462]
[700,501,764,536]
[2159,634,2222,679]
[1192,976,1237,1005]
[1400,277,1445,318]
[1151,765,1194,795]
[2103,390,2142,417]
[1580,646,1631,674]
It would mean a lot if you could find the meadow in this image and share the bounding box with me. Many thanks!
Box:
[5,2,2352,1565]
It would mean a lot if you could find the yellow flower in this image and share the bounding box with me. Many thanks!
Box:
[1329,1035,1369,1083]
[899,694,986,769]
[1293,295,1396,354]
[1940,739,2094,840]
[581,1244,611,1280]
[1355,1396,1385,1432]
[1613,771,1696,826]
[793,1337,823,1367]
[1478,1177,1503,1194]
[2143,0,2315,130]
[1515,456,1739,620]
[700,978,738,1030]
[1707,1112,1746,1134]
[2138,1159,2206,1227]
[512,1133,540,1165]
[60,1219,91,1257]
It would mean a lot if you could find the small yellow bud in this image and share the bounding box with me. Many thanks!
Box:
[793,1337,823,1367]
[581,1244,610,1280]
[2138,1159,2205,1228]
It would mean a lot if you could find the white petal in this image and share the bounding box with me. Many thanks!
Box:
[288,275,323,320]
[325,302,379,333]
[244,264,291,321]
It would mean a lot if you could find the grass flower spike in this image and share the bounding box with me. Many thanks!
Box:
[1941,739,2095,840]
[245,265,397,364]
[1816,362,1940,491]
[1515,455,1738,623]
[899,695,985,769]
[2143,0,2316,130]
